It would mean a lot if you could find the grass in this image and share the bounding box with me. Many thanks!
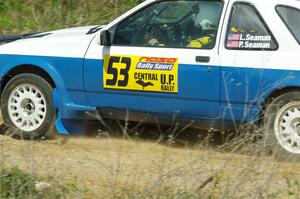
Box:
[0,0,144,34]
[0,167,37,199]
[0,167,85,199]
[1,121,300,199]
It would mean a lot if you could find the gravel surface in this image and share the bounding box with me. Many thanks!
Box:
[0,121,300,198]
[0,135,217,198]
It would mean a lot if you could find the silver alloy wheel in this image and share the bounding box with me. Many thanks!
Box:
[7,84,47,132]
[274,102,300,154]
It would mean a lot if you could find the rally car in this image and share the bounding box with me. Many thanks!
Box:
[0,0,299,155]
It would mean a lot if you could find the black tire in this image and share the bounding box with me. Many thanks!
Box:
[1,73,56,140]
[263,91,300,159]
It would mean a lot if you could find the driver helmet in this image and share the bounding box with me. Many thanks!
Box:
[194,2,222,31]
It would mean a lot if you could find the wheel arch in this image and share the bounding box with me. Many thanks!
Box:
[0,64,56,95]
[264,86,300,106]
[259,86,300,123]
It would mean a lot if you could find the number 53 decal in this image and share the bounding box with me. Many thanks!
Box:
[105,56,131,87]
[103,55,179,93]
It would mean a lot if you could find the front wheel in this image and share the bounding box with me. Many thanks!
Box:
[263,91,300,157]
[1,73,56,140]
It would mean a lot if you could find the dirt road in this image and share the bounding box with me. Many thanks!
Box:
[0,121,300,198]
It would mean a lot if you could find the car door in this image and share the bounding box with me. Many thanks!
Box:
[84,0,225,119]
[219,1,279,123]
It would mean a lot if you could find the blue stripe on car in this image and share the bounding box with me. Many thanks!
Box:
[0,54,298,133]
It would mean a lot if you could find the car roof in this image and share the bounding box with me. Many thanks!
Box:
[145,0,300,8]
[144,0,229,3]
[249,0,300,9]
[106,0,300,30]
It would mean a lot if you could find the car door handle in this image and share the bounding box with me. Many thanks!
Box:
[195,56,210,63]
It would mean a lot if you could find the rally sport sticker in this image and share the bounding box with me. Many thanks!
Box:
[103,55,178,93]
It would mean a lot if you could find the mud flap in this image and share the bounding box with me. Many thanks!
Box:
[53,89,91,135]
[53,89,70,135]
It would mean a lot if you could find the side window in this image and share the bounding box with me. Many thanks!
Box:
[276,6,300,45]
[113,0,223,49]
[226,2,278,50]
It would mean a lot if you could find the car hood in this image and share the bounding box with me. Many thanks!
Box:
[0,25,105,58]
[43,25,105,37]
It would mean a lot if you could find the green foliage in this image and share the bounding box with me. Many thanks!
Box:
[0,167,83,199]
[0,168,36,199]
[285,177,300,198]
[0,0,144,34]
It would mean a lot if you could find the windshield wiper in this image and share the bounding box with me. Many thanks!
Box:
[86,26,103,34]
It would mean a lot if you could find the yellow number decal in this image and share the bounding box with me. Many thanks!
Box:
[103,55,178,93]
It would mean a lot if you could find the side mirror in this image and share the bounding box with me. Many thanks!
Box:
[100,30,111,46]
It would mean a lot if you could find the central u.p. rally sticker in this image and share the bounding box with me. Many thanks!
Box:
[103,55,178,93]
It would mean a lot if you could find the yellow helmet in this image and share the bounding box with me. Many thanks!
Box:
[188,36,212,48]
